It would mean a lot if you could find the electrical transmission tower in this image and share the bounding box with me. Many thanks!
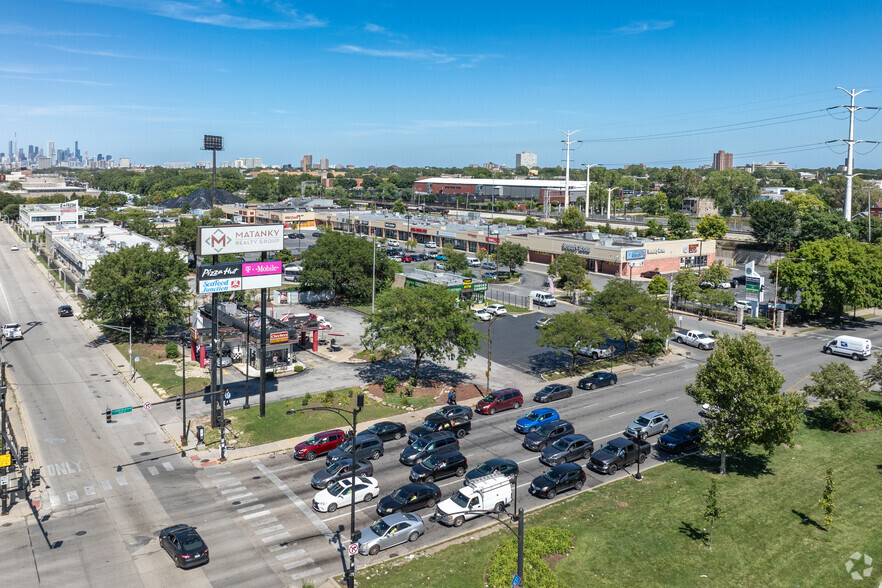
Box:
[827,88,879,221]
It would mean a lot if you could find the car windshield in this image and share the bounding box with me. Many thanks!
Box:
[411,438,430,450]
[542,469,562,482]
[182,537,205,551]
[634,416,651,426]
[336,441,353,452]
[482,394,497,403]
[536,423,557,436]
[551,438,570,450]
[475,462,495,475]
[538,387,554,395]
[391,488,411,502]
[523,412,541,422]
[304,435,320,445]
[370,519,390,535]
[327,482,346,496]
[600,442,619,455]
[667,427,691,440]
[450,490,470,508]
[326,462,347,475]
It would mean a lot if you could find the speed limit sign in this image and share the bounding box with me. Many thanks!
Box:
[348,543,359,555]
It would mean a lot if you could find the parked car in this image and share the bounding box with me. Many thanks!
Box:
[496,270,511,279]
[310,458,373,489]
[475,388,523,415]
[376,483,441,516]
[293,429,346,461]
[523,420,576,451]
[409,451,467,483]
[640,269,661,279]
[481,272,498,280]
[435,262,446,270]
[400,255,414,263]
[312,476,379,512]
[624,410,670,440]
[58,305,74,317]
[325,433,384,464]
[733,300,751,311]
[464,458,519,484]
[474,309,492,321]
[481,261,496,270]
[312,231,322,237]
[730,275,747,286]
[358,512,425,556]
[364,421,407,442]
[408,413,471,443]
[528,463,586,499]
[656,422,702,454]
[159,524,209,569]
[424,241,437,248]
[539,434,594,466]
[434,405,473,420]
[399,431,459,466]
[485,304,507,316]
[10,244,19,251]
[577,371,618,390]
[535,316,552,328]
[533,384,573,403]
[413,253,429,261]
[466,257,481,267]
[434,253,447,261]
[515,408,560,433]
[577,344,613,360]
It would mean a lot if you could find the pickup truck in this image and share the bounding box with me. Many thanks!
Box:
[587,437,651,475]
[673,329,715,350]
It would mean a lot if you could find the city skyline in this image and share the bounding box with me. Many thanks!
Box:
[2,1,881,169]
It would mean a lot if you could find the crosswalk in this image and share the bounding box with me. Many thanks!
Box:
[206,466,324,585]
[47,459,179,507]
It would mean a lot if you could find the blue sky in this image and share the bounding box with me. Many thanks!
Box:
[2,1,881,169]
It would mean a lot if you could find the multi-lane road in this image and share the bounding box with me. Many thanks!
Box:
[0,226,877,587]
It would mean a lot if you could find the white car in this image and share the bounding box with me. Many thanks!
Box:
[387,240,400,247]
[2,323,22,340]
[311,476,379,513]
[733,300,751,311]
[425,241,437,249]
[10,245,19,251]
[473,309,492,321]
[485,304,507,316]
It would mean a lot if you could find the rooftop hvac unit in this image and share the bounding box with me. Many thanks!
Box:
[626,231,637,239]
[585,230,600,241]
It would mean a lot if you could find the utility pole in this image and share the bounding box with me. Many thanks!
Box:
[827,88,878,221]
[558,130,581,208]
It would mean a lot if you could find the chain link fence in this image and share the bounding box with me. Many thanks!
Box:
[485,289,529,309]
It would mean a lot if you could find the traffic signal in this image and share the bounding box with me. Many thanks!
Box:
[19,446,28,464]
[176,396,182,410]
[30,468,41,487]
[105,409,111,424]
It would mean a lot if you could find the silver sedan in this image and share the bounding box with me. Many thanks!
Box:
[357,512,425,556]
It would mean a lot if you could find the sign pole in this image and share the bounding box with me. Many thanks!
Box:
[259,251,267,418]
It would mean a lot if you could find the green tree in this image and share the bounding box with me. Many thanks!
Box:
[299,232,400,303]
[277,174,300,198]
[662,166,701,210]
[667,212,692,239]
[247,173,278,202]
[699,287,736,309]
[495,242,529,273]
[748,200,798,249]
[704,479,723,551]
[695,215,728,240]
[672,269,700,301]
[647,275,669,295]
[445,251,468,274]
[548,252,586,292]
[701,261,731,287]
[686,333,806,475]
[863,353,882,390]
[785,191,825,216]
[392,198,406,214]
[362,284,482,380]
[272,248,296,264]
[797,210,850,244]
[208,206,225,220]
[804,362,868,431]
[589,279,674,356]
[818,467,835,529]
[166,216,200,260]
[536,311,612,369]
[701,169,759,215]
[524,216,539,228]
[405,238,417,252]
[556,206,586,231]
[83,244,189,341]
[644,218,666,238]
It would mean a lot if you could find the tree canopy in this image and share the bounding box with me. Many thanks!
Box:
[536,311,611,369]
[548,252,587,291]
[695,215,728,240]
[495,242,529,273]
[556,206,586,231]
[667,212,692,239]
[589,279,673,354]
[747,200,798,249]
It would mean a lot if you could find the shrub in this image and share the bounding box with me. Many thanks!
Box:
[165,342,180,359]
[322,390,335,405]
[302,393,311,407]
[347,387,355,398]
[404,383,415,397]
[409,377,418,388]
[293,365,304,373]
[401,396,410,408]
[383,375,399,396]
[487,527,573,588]
[745,316,771,329]
[639,330,666,356]
[711,329,720,337]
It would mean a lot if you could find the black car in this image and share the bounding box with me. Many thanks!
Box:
[325,433,384,464]
[523,420,575,451]
[533,383,573,403]
[312,231,322,237]
[539,434,594,467]
[159,524,209,569]
[577,371,618,390]
[58,305,74,317]
[434,404,473,420]
[464,458,519,484]
[408,414,471,443]
[376,483,442,516]
[311,458,373,489]
[656,422,702,454]
[730,274,746,286]
[408,451,467,483]
[365,421,407,442]
[529,463,586,499]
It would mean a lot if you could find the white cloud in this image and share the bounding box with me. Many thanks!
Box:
[615,20,675,35]
[1,75,113,86]
[364,23,386,34]
[332,44,493,67]
[38,44,141,59]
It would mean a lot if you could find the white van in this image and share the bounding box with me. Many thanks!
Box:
[531,291,557,307]
[466,257,480,267]
[823,336,872,360]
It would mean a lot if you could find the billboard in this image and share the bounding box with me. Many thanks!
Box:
[745,276,763,302]
[625,249,647,261]
[197,260,282,294]
[196,224,285,256]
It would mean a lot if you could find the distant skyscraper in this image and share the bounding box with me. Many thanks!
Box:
[712,150,733,171]
[75,140,80,162]
[301,154,312,171]
[516,152,537,169]
[48,141,55,165]
[319,157,328,170]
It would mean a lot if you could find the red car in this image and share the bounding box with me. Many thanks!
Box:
[400,255,414,263]
[294,429,346,461]
[475,388,523,415]
[640,269,662,279]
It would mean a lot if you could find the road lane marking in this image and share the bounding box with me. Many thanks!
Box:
[147,466,159,476]
[261,532,292,543]
[130,470,144,481]
[221,486,247,495]
[236,496,258,505]
[226,492,253,501]
[49,493,60,507]
[276,549,307,561]
[665,396,679,402]
[213,480,239,488]
[637,388,652,394]
[242,510,272,520]
[116,476,128,486]
[237,504,266,514]
[283,558,314,571]
[101,480,112,490]
[66,490,78,501]
[254,524,285,536]
[84,486,96,496]
[206,470,229,478]
[291,568,322,581]
[253,459,334,541]
[608,411,625,418]
[161,462,174,471]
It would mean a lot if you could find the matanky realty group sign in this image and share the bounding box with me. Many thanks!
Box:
[196,224,285,256]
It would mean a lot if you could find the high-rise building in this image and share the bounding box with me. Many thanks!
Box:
[319,157,328,170]
[75,140,80,162]
[48,141,55,166]
[301,154,312,171]
[516,152,537,169]
[712,150,733,171]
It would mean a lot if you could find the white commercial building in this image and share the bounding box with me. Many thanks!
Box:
[516,152,538,168]
[19,200,82,234]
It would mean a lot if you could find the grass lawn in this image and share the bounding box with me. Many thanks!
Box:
[357,423,882,588]
[202,387,407,447]
[116,341,210,397]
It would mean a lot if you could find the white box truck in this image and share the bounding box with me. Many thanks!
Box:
[433,474,512,527]
[823,336,872,360]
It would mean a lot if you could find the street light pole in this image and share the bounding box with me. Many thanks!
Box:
[243,307,252,409]
[181,331,188,455]
[486,316,498,395]
[103,324,133,380]
[371,236,377,314]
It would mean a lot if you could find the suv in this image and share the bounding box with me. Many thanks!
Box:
[656,422,702,454]
[523,420,576,451]
[293,429,346,461]
[408,414,471,443]
[408,451,468,483]
[577,344,613,360]
[515,408,560,434]
[475,388,523,415]
[2,323,23,340]
[624,410,669,440]
[326,433,384,464]
[539,434,594,467]
[58,305,74,317]
[399,431,459,466]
